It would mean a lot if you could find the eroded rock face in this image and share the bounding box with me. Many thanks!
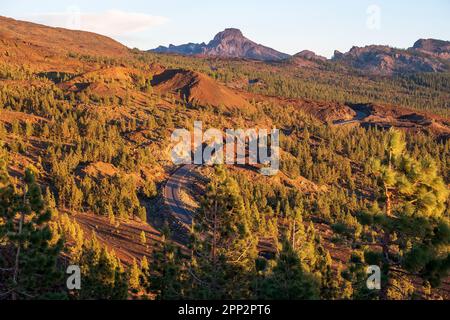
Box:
[151,28,290,61]
[412,39,450,60]
[293,50,327,62]
[332,44,449,75]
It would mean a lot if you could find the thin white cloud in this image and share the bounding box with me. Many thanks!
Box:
[22,8,168,37]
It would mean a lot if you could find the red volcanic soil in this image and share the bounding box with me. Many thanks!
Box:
[0,16,130,72]
[0,109,48,125]
[243,90,450,137]
[151,69,255,112]
[73,212,162,265]
[352,103,450,136]
[0,16,129,58]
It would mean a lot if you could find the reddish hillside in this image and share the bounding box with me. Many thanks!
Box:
[151,68,255,112]
[0,16,130,70]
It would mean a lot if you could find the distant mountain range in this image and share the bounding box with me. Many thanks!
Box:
[151,28,290,61]
[1,14,449,76]
[332,40,450,75]
[151,28,450,75]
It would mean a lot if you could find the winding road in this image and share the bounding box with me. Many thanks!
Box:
[334,109,370,125]
[163,164,277,255]
[163,164,196,227]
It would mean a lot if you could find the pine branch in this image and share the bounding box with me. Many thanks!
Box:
[187,266,208,286]
[0,267,13,272]
[0,289,13,298]
[389,267,417,277]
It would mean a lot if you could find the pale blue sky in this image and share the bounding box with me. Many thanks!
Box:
[1,0,449,57]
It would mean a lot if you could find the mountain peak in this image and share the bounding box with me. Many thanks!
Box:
[151,28,290,61]
[213,28,244,40]
[207,28,248,48]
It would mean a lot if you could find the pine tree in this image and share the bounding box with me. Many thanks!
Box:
[141,256,149,272]
[140,231,147,245]
[25,121,33,137]
[258,239,319,300]
[320,263,353,300]
[77,236,129,300]
[187,166,258,299]
[0,164,66,299]
[368,128,449,299]
[344,250,379,300]
[139,256,150,293]
[129,258,141,292]
[149,239,184,300]
[288,205,305,251]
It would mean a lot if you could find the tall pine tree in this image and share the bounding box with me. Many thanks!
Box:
[368,128,449,299]
[0,162,66,299]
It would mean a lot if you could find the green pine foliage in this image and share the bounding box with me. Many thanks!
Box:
[362,129,450,299]
[0,160,66,299]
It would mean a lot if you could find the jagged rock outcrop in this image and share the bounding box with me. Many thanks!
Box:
[294,50,327,62]
[332,44,449,75]
[412,39,450,60]
[151,28,290,61]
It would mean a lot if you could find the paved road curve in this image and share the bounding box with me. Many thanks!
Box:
[334,110,369,125]
[163,164,196,226]
[163,164,277,254]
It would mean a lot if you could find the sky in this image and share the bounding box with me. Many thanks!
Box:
[1,0,450,58]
